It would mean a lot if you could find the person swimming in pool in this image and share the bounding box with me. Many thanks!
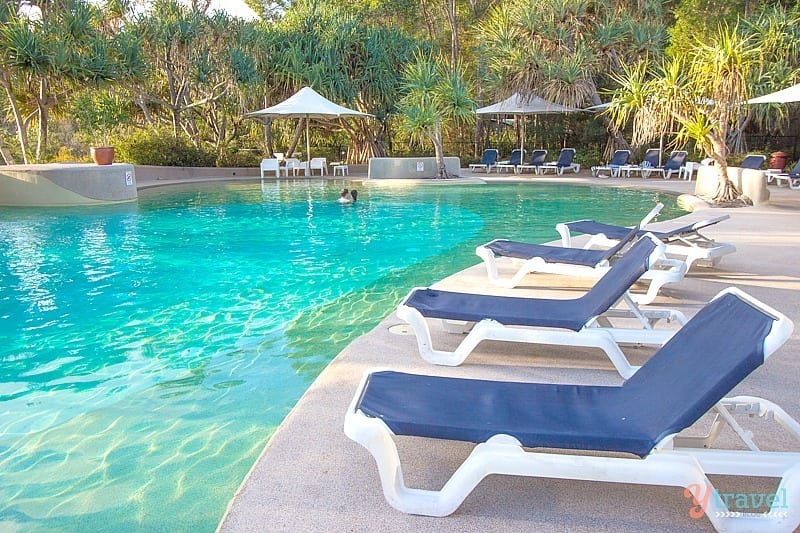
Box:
[338,188,353,203]
[338,188,358,204]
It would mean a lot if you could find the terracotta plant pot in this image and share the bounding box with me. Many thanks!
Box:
[770,151,789,170]
[90,146,115,165]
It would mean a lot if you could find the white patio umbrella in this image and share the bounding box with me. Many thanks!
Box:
[476,93,581,159]
[747,82,800,104]
[245,86,373,169]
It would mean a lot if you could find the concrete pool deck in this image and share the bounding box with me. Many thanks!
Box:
[216,171,800,531]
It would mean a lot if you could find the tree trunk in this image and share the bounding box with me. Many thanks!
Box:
[419,0,437,43]
[1,73,29,164]
[36,78,50,162]
[431,123,449,178]
[588,91,629,159]
[709,135,745,204]
[340,120,386,163]
[713,161,745,204]
[728,115,750,154]
[444,0,460,64]
[263,117,273,156]
[287,119,305,158]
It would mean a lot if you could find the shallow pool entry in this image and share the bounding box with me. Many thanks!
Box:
[0,180,682,530]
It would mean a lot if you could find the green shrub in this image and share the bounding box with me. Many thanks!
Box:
[115,129,216,167]
[216,149,264,168]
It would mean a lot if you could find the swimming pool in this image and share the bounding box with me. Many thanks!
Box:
[0,181,683,530]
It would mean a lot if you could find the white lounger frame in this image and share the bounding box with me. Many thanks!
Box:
[345,289,800,531]
[397,238,686,378]
[557,205,736,271]
[469,149,498,174]
[538,148,580,175]
[475,239,686,305]
[591,149,630,178]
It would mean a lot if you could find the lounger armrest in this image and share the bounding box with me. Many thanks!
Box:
[640,203,664,227]
[638,232,667,266]
[399,286,429,307]
[690,214,730,231]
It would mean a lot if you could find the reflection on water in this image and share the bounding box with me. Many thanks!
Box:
[0,181,682,530]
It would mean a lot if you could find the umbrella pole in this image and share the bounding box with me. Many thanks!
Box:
[306,117,311,176]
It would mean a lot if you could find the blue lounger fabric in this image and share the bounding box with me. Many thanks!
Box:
[485,241,607,265]
[553,148,575,167]
[565,217,726,242]
[607,150,630,166]
[405,236,653,331]
[357,292,773,457]
[485,225,638,265]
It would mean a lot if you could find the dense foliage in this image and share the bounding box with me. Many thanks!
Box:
[0,0,798,167]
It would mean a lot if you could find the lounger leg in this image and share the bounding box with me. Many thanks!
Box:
[348,404,800,528]
[475,246,547,289]
[398,305,643,376]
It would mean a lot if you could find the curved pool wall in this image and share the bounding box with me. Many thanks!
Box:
[0,163,137,206]
[368,157,461,179]
[0,181,684,530]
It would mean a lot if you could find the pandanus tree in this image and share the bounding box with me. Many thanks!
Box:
[399,53,474,178]
[607,24,760,204]
[474,0,667,158]
[0,0,141,163]
[266,2,421,163]
[732,5,800,151]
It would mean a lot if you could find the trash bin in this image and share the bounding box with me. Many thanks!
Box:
[770,151,789,170]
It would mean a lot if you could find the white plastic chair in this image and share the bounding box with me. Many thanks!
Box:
[260,158,280,179]
[284,158,304,176]
[309,158,328,176]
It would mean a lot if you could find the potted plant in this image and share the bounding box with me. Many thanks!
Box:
[73,92,127,165]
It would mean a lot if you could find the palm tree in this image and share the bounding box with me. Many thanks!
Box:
[475,0,668,158]
[734,6,800,149]
[399,54,474,178]
[608,24,760,203]
[0,0,139,163]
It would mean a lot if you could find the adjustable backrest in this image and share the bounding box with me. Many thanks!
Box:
[664,151,688,170]
[529,149,548,165]
[557,148,576,166]
[609,150,630,166]
[509,149,524,166]
[623,292,773,444]
[261,158,279,171]
[642,148,660,167]
[482,149,498,165]
[577,236,654,317]
[740,154,765,169]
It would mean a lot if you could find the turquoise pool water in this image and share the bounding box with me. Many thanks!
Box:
[0,181,683,530]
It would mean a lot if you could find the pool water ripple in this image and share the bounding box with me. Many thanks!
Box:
[0,181,682,530]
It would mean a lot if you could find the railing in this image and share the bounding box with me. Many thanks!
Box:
[743,134,799,162]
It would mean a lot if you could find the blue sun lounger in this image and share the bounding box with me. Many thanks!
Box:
[539,148,580,175]
[475,225,685,303]
[398,235,686,377]
[740,154,766,170]
[557,207,735,270]
[517,149,548,174]
[622,148,660,178]
[346,288,800,530]
[769,159,800,188]
[495,149,525,174]
[468,149,499,173]
[591,149,630,178]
